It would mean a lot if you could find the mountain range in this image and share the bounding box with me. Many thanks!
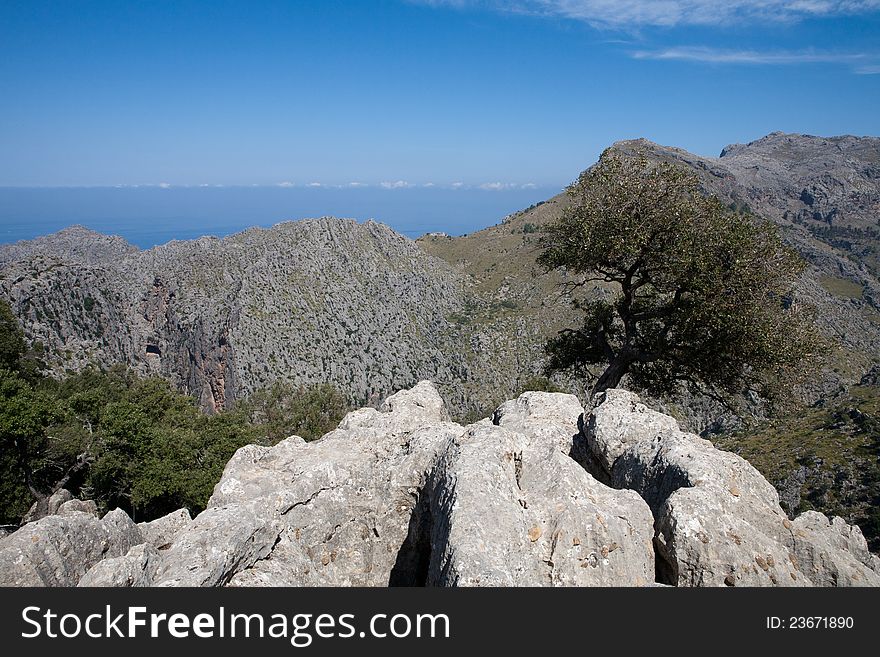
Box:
[2,132,879,544]
[4,132,877,418]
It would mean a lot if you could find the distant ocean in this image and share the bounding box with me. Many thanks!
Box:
[0,186,561,249]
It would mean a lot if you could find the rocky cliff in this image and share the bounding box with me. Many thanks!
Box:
[1,383,877,587]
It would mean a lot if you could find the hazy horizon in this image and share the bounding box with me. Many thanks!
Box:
[0,184,560,248]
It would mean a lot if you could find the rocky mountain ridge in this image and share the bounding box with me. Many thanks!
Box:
[2,132,879,423]
[416,133,880,428]
[0,219,476,412]
[1,382,876,587]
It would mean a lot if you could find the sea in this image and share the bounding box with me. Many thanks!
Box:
[0,186,561,249]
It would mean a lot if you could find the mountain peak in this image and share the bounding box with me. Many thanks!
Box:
[719,131,880,159]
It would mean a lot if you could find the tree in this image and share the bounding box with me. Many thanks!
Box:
[0,299,351,523]
[236,382,349,442]
[0,300,26,372]
[538,151,820,404]
[0,369,59,522]
[0,300,60,522]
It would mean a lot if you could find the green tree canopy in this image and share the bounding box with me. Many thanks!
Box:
[0,300,26,372]
[235,381,350,443]
[0,346,351,524]
[538,151,820,404]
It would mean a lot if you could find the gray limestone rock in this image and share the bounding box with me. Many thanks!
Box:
[788,511,880,587]
[58,499,98,517]
[586,389,679,479]
[79,544,160,587]
[0,508,142,586]
[137,508,192,550]
[155,382,457,587]
[586,389,880,587]
[1,383,876,588]
[21,488,74,524]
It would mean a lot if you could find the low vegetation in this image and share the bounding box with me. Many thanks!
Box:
[716,383,880,551]
[0,300,349,525]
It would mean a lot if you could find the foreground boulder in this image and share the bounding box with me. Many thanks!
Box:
[137,509,192,550]
[585,389,880,587]
[0,509,142,586]
[148,382,656,587]
[153,382,461,586]
[1,382,877,587]
[428,394,655,586]
[79,544,161,587]
[788,512,880,587]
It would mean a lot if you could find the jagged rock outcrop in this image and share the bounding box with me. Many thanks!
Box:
[788,512,880,587]
[0,508,142,586]
[137,508,192,550]
[430,394,655,586]
[22,488,74,524]
[0,220,471,414]
[58,499,98,517]
[611,133,880,388]
[585,389,880,587]
[153,381,460,586]
[1,382,876,587]
[78,544,161,588]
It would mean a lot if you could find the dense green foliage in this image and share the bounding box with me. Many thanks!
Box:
[236,381,349,444]
[0,369,59,521]
[539,151,821,404]
[0,300,26,371]
[0,300,350,525]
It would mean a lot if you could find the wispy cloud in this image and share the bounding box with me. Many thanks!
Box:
[632,45,875,67]
[380,180,413,189]
[479,181,512,190]
[418,0,880,28]
[475,181,542,190]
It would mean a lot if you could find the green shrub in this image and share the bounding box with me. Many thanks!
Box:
[0,319,350,523]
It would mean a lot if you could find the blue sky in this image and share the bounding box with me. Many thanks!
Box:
[1,0,878,187]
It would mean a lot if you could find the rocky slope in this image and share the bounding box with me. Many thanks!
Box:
[612,133,880,382]
[421,132,880,414]
[3,133,878,421]
[1,382,877,587]
[715,382,880,551]
[0,219,474,412]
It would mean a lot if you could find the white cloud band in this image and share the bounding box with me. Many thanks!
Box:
[419,0,880,27]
